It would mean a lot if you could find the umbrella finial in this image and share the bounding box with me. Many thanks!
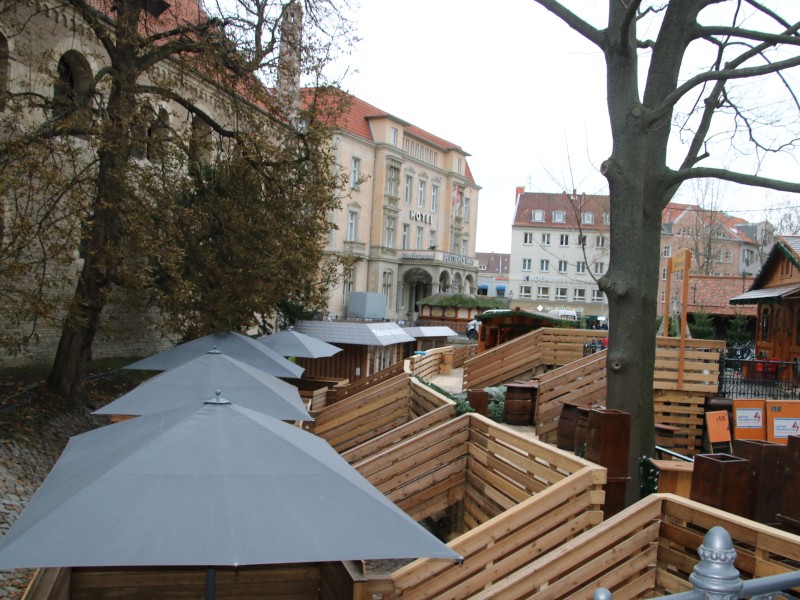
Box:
[205,390,231,405]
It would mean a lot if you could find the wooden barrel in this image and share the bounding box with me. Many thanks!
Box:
[504,384,533,425]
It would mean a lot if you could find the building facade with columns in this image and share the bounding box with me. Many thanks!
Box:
[324,94,480,321]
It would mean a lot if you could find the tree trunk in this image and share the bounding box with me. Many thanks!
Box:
[47,8,140,400]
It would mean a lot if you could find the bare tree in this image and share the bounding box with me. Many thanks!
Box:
[532,0,800,503]
[0,0,355,399]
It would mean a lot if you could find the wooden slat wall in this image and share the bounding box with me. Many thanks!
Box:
[657,494,800,591]
[452,345,475,368]
[535,351,608,443]
[464,329,546,390]
[341,379,456,465]
[308,374,413,453]
[391,465,607,600]
[408,350,443,381]
[464,416,595,528]
[539,329,603,365]
[354,417,471,522]
[68,564,322,599]
[297,344,369,385]
[326,362,406,405]
[478,495,663,600]
[652,338,724,394]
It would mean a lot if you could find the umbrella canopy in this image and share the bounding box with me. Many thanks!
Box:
[258,330,342,359]
[0,401,460,568]
[124,331,304,379]
[94,351,311,421]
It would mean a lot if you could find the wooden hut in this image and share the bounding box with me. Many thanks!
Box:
[291,320,414,383]
[475,307,571,352]
[730,236,800,364]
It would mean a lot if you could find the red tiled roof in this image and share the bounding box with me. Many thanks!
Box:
[513,191,610,229]
[686,275,757,316]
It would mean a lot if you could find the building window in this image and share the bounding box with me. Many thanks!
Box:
[574,288,586,302]
[346,210,358,241]
[342,267,354,305]
[390,127,398,145]
[385,217,395,247]
[558,260,568,273]
[660,290,666,302]
[592,289,604,303]
[555,287,568,300]
[522,258,532,271]
[532,210,545,222]
[577,235,587,247]
[541,233,550,245]
[553,211,566,223]
[663,245,671,258]
[456,158,462,173]
[662,267,667,280]
[559,234,569,247]
[581,212,594,224]
[603,213,610,225]
[576,261,586,274]
[417,180,426,208]
[350,157,361,189]
[387,166,399,197]
[53,50,94,128]
[461,239,468,255]
[431,185,439,212]
[715,249,722,263]
[537,286,550,299]
[594,262,605,274]
[540,259,550,272]
[519,285,532,299]
[725,250,732,263]
[401,224,409,249]
[463,197,470,222]
[404,175,413,204]
[760,308,770,342]
[382,270,392,305]
[416,226,423,250]
[523,232,534,245]
[596,235,606,248]
[430,230,437,249]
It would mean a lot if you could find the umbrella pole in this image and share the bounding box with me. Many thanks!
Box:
[206,567,216,600]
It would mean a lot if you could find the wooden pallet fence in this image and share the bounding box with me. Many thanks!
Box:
[653,391,705,455]
[652,338,724,394]
[325,362,406,406]
[390,462,606,600]
[535,351,608,443]
[539,329,604,365]
[452,344,475,368]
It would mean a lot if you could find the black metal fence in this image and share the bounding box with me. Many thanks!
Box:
[718,355,800,400]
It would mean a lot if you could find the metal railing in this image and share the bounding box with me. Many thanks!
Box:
[594,526,800,600]
[718,356,800,400]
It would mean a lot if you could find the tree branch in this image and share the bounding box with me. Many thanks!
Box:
[668,166,800,194]
[530,0,605,49]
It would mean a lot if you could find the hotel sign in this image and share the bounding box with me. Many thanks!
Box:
[409,210,433,224]
[399,251,476,267]
[443,253,475,266]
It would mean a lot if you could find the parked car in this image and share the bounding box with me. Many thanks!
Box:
[466,309,508,339]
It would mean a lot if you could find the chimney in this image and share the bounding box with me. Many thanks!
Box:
[277,1,302,118]
[516,186,525,198]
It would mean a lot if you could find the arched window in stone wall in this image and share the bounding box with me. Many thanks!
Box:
[53,50,94,129]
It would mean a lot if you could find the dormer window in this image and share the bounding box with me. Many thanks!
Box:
[581,212,594,224]
[553,211,566,223]
[532,210,544,222]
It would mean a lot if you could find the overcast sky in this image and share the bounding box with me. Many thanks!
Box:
[329,0,800,253]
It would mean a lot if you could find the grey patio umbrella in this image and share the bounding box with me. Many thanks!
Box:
[257,329,342,359]
[94,350,311,421]
[124,331,304,379]
[0,400,461,569]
